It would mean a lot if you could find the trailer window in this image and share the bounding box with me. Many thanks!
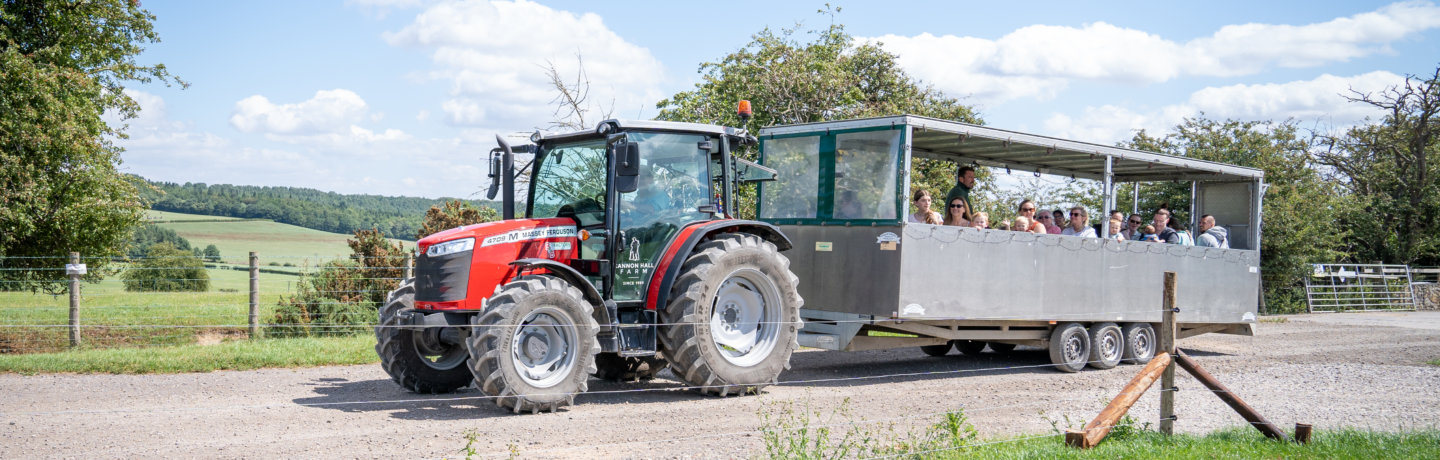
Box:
[759,135,820,219]
[833,130,900,220]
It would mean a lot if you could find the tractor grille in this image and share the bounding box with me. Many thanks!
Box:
[414,252,471,302]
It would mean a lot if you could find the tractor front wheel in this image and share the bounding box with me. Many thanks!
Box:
[467,275,600,413]
[659,233,802,396]
[375,279,473,394]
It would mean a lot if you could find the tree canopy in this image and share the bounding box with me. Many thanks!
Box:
[654,12,985,218]
[1,0,181,292]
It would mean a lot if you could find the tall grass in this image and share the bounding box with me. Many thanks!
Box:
[0,335,376,374]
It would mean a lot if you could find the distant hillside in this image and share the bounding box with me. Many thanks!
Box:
[137,177,498,240]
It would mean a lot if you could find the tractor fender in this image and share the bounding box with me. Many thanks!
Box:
[508,258,612,330]
[643,219,793,311]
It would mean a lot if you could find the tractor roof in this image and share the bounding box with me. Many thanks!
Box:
[537,119,749,143]
[760,115,1264,183]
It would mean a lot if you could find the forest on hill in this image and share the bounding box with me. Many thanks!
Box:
[137,177,497,240]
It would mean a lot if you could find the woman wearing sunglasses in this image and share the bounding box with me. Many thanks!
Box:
[1061,206,1096,237]
[944,198,972,227]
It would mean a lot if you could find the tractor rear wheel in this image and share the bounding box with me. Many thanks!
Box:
[659,233,802,396]
[467,275,600,413]
[375,279,473,394]
[593,353,667,381]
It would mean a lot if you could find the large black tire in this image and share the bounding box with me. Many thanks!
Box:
[952,340,988,356]
[593,353,667,381]
[375,278,473,394]
[1121,323,1157,364]
[1048,322,1090,373]
[467,275,600,414]
[1087,322,1123,370]
[659,233,802,396]
[919,343,952,357]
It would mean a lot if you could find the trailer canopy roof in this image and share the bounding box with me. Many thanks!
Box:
[760,115,1264,183]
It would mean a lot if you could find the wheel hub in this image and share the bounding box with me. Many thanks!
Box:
[709,268,783,367]
[511,307,577,388]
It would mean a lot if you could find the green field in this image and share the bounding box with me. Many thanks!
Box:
[142,210,413,265]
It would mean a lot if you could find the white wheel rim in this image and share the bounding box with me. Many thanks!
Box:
[511,307,578,388]
[1063,330,1086,364]
[1132,328,1154,358]
[709,268,782,367]
[1098,329,1122,363]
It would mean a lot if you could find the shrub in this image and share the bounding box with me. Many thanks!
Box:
[120,243,209,292]
[266,260,372,338]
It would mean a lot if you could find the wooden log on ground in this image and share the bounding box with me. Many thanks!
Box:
[1069,352,1173,448]
[1174,350,1290,441]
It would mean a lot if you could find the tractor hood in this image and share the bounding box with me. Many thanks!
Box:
[413,218,581,311]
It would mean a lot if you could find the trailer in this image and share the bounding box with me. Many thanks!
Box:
[756,115,1265,371]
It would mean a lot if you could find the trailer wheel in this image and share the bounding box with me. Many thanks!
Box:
[919,343,952,357]
[952,340,988,356]
[375,279,473,394]
[1048,323,1090,373]
[988,343,1017,354]
[1121,323,1157,364]
[593,353,667,382]
[659,233,802,396]
[467,275,600,413]
[1087,322,1124,370]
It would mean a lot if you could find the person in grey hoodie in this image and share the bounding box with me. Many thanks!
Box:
[1196,214,1229,248]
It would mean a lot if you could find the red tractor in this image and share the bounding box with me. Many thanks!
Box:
[375,112,803,413]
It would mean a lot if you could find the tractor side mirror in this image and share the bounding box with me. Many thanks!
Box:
[615,142,640,193]
[485,150,502,200]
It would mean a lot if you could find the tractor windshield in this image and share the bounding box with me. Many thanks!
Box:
[613,132,713,300]
[530,138,608,225]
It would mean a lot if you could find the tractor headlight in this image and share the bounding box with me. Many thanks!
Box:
[426,237,475,258]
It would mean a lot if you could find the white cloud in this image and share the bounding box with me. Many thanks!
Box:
[385,0,665,128]
[865,1,1440,104]
[1042,72,1404,145]
[230,89,371,134]
[1188,71,1403,124]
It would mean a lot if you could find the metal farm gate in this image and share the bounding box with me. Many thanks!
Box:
[1304,264,1417,312]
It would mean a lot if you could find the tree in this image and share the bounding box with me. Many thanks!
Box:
[127,224,193,259]
[1317,65,1440,266]
[202,244,220,262]
[417,200,499,239]
[654,10,984,218]
[1,0,183,292]
[120,243,209,292]
[1124,118,1346,312]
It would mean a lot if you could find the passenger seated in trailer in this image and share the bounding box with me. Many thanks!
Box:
[944,165,977,222]
[835,189,864,220]
[944,198,971,227]
[1036,211,1061,234]
[1196,215,1230,248]
[1138,224,1160,242]
[1012,216,1033,233]
[1123,213,1144,240]
[971,212,990,229]
[908,189,943,225]
[1169,218,1195,246]
[1061,206,1096,237]
[1151,207,1180,244]
[1051,210,1066,233]
[1107,218,1125,241]
[1016,200,1046,233]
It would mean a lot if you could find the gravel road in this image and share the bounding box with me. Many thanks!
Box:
[3,311,1438,459]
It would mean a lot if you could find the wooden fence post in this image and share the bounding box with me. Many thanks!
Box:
[68,252,81,348]
[1160,271,1177,435]
[404,253,414,280]
[249,252,259,339]
[1174,350,1291,441]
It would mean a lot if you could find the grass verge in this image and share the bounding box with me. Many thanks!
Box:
[0,335,376,374]
[953,427,1440,459]
[1428,358,1440,366]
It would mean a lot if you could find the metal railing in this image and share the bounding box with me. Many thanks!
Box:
[1304,263,1416,312]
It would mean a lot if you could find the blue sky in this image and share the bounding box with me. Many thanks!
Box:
[114,1,1440,199]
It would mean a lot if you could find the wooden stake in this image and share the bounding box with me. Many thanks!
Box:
[1294,423,1312,444]
[68,252,81,348]
[1174,350,1290,441]
[1160,272,1177,435]
[249,252,259,339]
[1071,352,1173,448]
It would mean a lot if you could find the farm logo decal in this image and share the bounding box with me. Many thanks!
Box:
[876,232,900,251]
[480,226,577,247]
